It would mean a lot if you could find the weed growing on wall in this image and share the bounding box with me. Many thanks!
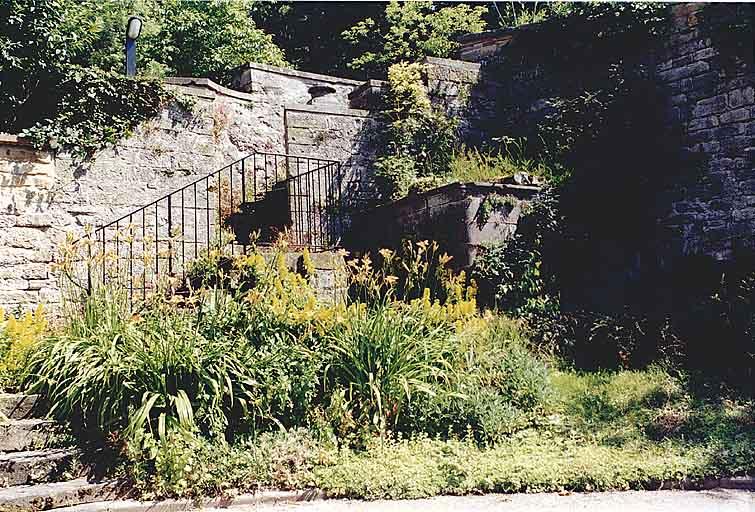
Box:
[373,62,458,202]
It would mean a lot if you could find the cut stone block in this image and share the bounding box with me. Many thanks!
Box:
[0,420,66,452]
[0,394,41,420]
[0,477,126,511]
[0,449,84,487]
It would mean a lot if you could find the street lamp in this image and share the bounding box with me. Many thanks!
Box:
[125,16,143,76]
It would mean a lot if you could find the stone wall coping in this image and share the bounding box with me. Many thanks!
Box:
[0,133,34,146]
[233,61,363,87]
[347,79,388,100]
[422,56,483,72]
[285,103,371,118]
[371,181,541,214]
[456,27,518,44]
[164,77,255,102]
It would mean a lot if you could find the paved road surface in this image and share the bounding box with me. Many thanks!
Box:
[215,490,755,512]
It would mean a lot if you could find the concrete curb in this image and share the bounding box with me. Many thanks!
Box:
[44,478,755,511]
[690,476,755,490]
[52,488,326,512]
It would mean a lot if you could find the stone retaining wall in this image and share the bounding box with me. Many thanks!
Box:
[0,64,365,311]
[351,182,539,269]
[454,3,754,265]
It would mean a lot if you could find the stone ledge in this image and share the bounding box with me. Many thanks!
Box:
[423,56,483,72]
[164,77,255,103]
[285,104,371,118]
[232,62,362,87]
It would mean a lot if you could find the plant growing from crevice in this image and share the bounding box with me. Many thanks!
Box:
[373,62,458,203]
[476,193,520,228]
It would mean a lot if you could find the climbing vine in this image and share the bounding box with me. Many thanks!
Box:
[21,66,171,158]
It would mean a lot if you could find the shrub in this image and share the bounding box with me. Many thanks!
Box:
[27,285,321,444]
[325,306,456,436]
[129,428,324,499]
[374,155,417,202]
[372,62,458,203]
[472,189,562,316]
[0,305,47,391]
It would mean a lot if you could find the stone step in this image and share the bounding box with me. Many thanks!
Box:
[0,477,126,511]
[0,449,84,487]
[0,395,41,420]
[0,420,67,452]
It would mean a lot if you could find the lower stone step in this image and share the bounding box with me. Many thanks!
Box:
[0,395,40,420]
[0,449,84,487]
[0,420,67,452]
[0,478,127,511]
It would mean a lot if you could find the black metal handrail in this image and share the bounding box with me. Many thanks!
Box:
[72,151,343,306]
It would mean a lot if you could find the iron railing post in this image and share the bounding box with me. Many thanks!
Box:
[167,195,173,276]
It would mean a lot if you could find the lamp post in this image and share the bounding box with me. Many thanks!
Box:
[125,16,143,76]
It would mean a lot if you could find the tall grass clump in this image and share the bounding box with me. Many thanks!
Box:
[448,144,554,184]
[26,281,322,450]
[325,306,456,436]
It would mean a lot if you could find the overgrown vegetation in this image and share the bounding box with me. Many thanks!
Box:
[4,0,755,502]
[373,63,554,204]
[14,235,755,499]
[342,1,487,77]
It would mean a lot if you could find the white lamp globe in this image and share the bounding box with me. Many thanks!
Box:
[126,16,143,40]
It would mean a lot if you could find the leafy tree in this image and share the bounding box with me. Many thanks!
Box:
[60,0,286,82]
[342,1,487,77]
[1,0,286,153]
[0,0,73,132]
[250,1,383,79]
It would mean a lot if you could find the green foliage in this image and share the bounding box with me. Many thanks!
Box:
[325,306,454,436]
[404,317,552,442]
[343,1,487,77]
[492,2,574,28]
[1,0,285,156]
[21,66,168,157]
[314,428,747,498]
[26,284,322,445]
[250,3,385,79]
[60,0,286,82]
[316,368,755,499]
[472,189,562,316]
[374,155,417,202]
[128,428,323,499]
[373,62,458,203]
[0,0,74,133]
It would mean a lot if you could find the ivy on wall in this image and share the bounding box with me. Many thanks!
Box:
[21,66,170,158]
[2,0,288,158]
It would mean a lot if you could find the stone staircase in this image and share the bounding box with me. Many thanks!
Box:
[0,394,124,511]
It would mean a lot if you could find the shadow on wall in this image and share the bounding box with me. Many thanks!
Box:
[450,2,754,315]
[0,139,56,214]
